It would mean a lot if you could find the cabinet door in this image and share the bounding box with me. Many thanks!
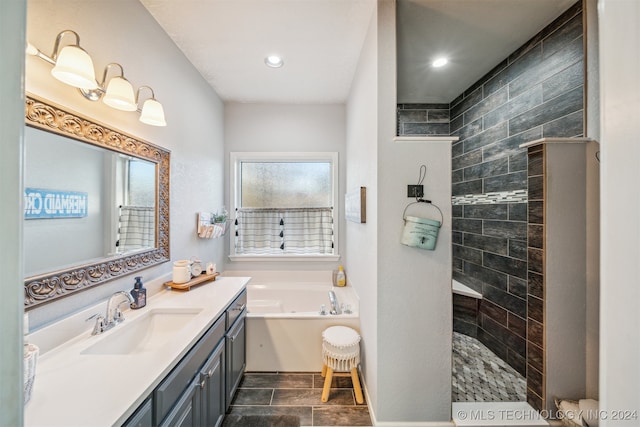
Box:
[201,339,225,427]
[154,315,225,423]
[159,376,201,427]
[225,315,246,410]
[122,398,152,427]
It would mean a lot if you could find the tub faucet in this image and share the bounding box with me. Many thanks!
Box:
[328,290,341,315]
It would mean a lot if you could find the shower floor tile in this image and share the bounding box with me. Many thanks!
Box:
[452,332,526,402]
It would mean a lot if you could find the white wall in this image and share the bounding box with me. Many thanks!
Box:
[598,0,640,424]
[0,0,27,423]
[585,0,601,400]
[223,103,346,272]
[25,0,226,330]
[372,1,453,423]
[346,3,379,414]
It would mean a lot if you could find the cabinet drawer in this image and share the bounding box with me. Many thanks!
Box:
[226,290,247,329]
[154,314,225,423]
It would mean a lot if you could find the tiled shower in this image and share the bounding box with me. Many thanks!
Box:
[397,1,584,408]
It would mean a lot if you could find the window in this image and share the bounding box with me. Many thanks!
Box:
[230,152,339,260]
[117,157,156,253]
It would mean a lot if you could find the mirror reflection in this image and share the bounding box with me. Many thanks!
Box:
[24,128,157,276]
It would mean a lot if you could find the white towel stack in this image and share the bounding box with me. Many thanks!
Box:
[24,343,39,405]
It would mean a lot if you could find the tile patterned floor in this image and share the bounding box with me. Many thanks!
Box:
[225,372,372,426]
[225,334,523,425]
[452,332,527,402]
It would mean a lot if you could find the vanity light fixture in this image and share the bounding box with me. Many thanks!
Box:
[27,30,97,90]
[264,55,284,68]
[137,86,167,127]
[26,30,167,126]
[80,63,137,111]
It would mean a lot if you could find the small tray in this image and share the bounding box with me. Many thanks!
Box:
[165,272,220,291]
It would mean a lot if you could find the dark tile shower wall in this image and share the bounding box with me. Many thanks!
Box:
[397,104,450,136]
[398,0,585,383]
[453,294,479,338]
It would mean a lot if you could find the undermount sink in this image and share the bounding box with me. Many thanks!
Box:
[81,308,203,355]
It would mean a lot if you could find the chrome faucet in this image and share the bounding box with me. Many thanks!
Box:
[88,291,134,335]
[106,291,135,325]
[328,290,341,315]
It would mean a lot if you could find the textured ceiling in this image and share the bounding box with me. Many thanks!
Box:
[140,0,375,104]
[141,0,578,105]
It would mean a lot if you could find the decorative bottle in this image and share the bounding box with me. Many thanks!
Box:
[130,276,147,309]
[336,266,346,287]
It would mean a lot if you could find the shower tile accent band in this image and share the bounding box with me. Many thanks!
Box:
[451,190,527,206]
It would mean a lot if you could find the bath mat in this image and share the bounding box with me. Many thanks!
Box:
[222,414,300,427]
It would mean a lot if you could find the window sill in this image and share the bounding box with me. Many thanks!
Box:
[228,254,341,262]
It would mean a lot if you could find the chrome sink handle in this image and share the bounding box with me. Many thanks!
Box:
[112,302,129,324]
[86,313,106,336]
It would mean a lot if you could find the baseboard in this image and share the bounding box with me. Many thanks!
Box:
[360,368,455,427]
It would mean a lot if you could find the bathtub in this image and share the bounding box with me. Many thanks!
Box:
[224,271,360,372]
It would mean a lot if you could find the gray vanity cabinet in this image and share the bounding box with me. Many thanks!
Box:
[199,339,225,427]
[160,338,225,427]
[159,376,201,427]
[122,289,246,427]
[123,398,153,427]
[225,291,247,410]
[153,315,225,424]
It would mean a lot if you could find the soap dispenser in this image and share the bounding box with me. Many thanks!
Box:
[130,276,147,309]
[336,266,346,287]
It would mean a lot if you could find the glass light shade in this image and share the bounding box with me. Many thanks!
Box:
[103,77,137,111]
[140,99,167,126]
[51,46,97,90]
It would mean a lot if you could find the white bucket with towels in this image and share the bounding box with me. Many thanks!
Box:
[400,200,443,251]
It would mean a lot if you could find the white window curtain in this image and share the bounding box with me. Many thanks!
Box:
[118,205,155,251]
[235,207,333,255]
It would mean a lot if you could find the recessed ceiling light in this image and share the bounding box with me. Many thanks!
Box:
[265,55,284,68]
[432,57,448,68]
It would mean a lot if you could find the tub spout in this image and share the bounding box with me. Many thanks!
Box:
[328,290,341,315]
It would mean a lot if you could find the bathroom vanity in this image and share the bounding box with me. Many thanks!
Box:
[24,276,249,427]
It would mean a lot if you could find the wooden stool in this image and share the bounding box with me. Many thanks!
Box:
[320,326,364,404]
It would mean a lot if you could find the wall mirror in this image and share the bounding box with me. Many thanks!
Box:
[24,94,170,309]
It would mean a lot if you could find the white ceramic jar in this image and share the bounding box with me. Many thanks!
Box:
[172,260,192,283]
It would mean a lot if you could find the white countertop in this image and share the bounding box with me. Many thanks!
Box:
[24,276,249,427]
